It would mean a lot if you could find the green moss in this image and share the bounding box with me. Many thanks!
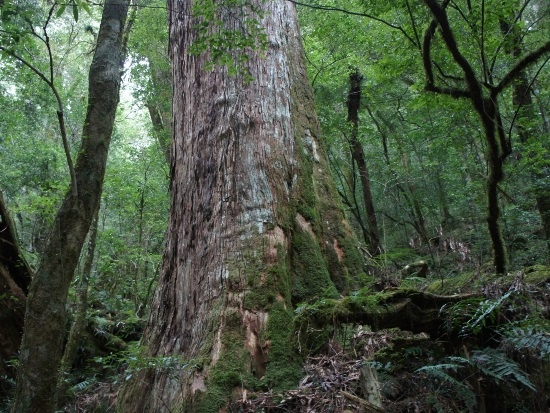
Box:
[191,312,259,413]
[294,290,388,352]
[328,228,364,293]
[426,272,481,294]
[426,265,550,295]
[262,302,303,391]
[524,264,550,283]
[291,226,338,303]
[243,245,292,310]
[294,141,320,225]
[190,303,304,412]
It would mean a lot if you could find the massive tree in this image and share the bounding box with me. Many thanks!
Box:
[119,0,362,411]
[10,1,130,411]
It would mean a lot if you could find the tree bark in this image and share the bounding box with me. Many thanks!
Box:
[11,1,129,411]
[0,191,32,397]
[119,1,362,411]
[347,70,381,255]
[57,207,99,402]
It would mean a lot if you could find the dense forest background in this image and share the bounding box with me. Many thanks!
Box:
[0,0,548,412]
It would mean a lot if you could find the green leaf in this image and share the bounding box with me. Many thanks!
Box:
[55,2,66,17]
[77,0,91,16]
[72,2,78,22]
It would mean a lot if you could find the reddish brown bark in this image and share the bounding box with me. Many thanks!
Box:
[119,1,362,411]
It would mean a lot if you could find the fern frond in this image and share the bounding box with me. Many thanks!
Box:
[461,290,513,336]
[70,377,97,392]
[416,364,477,410]
[503,327,550,359]
[470,348,536,391]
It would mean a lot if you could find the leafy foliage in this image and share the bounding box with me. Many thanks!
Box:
[418,347,536,412]
[95,342,191,382]
[502,326,550,359]
[189,0,268,77]
[417,362,477,411]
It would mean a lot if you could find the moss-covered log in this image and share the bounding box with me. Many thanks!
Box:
[296,289,478,339]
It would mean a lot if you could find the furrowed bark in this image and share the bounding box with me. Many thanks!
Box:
[119,1,362,411]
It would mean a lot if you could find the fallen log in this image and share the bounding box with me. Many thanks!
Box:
[295,289,479,339]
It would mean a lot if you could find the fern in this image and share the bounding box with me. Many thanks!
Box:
[469,348,536,391]
[416,363,477,411]
[417,347,537,412]
[70,377,97,392]
[503,327,550,359]
[461,290,513,336]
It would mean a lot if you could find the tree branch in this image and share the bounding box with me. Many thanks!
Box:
[286,0,418,47]
[423,0,481,100]
[421,0,470,99]
[494,41,550,95]
[1,3,79,197]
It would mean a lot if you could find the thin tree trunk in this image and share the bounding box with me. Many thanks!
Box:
[146,102,171,163]
[148,61,172,163]
[347,70,380,255]
[500,18,550,253]
[119,1,362,411]
[11,1,129,411]
[57,207,99,402]
[365,105,429,243]
[423,0,511,273]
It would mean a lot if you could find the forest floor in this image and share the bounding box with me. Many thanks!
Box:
[53,265,550,413]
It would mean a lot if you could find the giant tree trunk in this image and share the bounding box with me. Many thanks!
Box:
[11,1,129,411]
[119,1,362,411]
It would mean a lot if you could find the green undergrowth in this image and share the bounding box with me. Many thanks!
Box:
[426,264,550,295]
